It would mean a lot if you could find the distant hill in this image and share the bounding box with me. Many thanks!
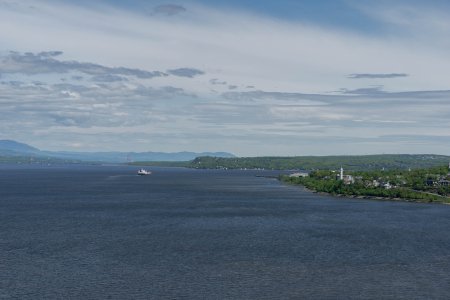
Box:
[185,155,450,171]
[2,140,449,170]
[0,140,39,155]
[0,140,235,163]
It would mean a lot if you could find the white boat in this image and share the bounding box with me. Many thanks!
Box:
[137,168,152,176]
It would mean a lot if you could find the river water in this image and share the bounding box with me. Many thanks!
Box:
[1,165,450,299]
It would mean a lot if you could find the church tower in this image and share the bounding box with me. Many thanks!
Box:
[340,166,344,180]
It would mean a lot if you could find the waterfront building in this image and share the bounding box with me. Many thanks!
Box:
[289,172,309,178]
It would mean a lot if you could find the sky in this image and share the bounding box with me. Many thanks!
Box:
[1,0,450,156]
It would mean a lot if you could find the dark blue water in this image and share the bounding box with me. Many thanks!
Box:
[1,165,450,299]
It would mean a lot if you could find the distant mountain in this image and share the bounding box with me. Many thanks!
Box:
[0,140,39,154]
[0,140,235,163]
[40,150,235,162]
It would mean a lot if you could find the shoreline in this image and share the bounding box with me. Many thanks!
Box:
[281,180,450,204]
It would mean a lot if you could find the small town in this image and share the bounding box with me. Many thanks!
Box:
[284,164,450,203]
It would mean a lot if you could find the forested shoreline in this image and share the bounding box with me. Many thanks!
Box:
[132,154,450,171]
[281,166,450,203]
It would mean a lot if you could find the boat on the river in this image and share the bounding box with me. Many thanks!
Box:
[137,168,152,176]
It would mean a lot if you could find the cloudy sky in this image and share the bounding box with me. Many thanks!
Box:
[1,0,450,156]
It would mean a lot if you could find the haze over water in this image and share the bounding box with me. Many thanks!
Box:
[1,165,450,299]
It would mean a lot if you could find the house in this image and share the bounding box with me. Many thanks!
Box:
[438,179,450,187]
[289,172,309,178]
[342,175,355,185]
[383,182,392,189]
[426,179,436,186]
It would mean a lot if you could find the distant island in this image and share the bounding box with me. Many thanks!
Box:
[281,165,450,204]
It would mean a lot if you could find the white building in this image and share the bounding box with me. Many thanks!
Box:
[338,167,354,184]
[289,172,309,178]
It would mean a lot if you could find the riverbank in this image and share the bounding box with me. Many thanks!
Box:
[285,181,450,204]
[280,173,450,204]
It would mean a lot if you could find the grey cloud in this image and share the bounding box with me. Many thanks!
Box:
[338,86,450,100]
[339,86,385,95]
[48,112,92,127]
[0,1,36,10]
[167,68,205,78]
[222,90,344,102]
[0,78,193,131]
[108,67,167,79]
[348,73,408,79]
[0,51,167,79]
[52,83,92,92]
[228,85,238,90]
[37,51,63,58]
[210,78,227,85]
[91,74,128,82]
[381,89,450,99]
[50,82,191,101]
[258,134,449,152]
[377,135,450,143]
[192,103,273,125]
[133,85,190,98]
[153,4,186,16]
[72,75,83,81]
[2,70,450,155]
[3,80,24,87]
[221,88,450,110]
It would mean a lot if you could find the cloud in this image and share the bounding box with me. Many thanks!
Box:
[223,88,450,106]
[2,76,450,155]
[339,86,385,95]
[1,1,450,155]
[228,85,238,90]
[167,67,205,78]
[210,78,227,85]
[348,73,409,79]
[91,74,128,82]
[2,80,24,87]
[338,86,450,100]
[222,90,339,103]
[153,4,187,16]
[0,51,167,79]
[37,51,63,58]
[0,76,192,131]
